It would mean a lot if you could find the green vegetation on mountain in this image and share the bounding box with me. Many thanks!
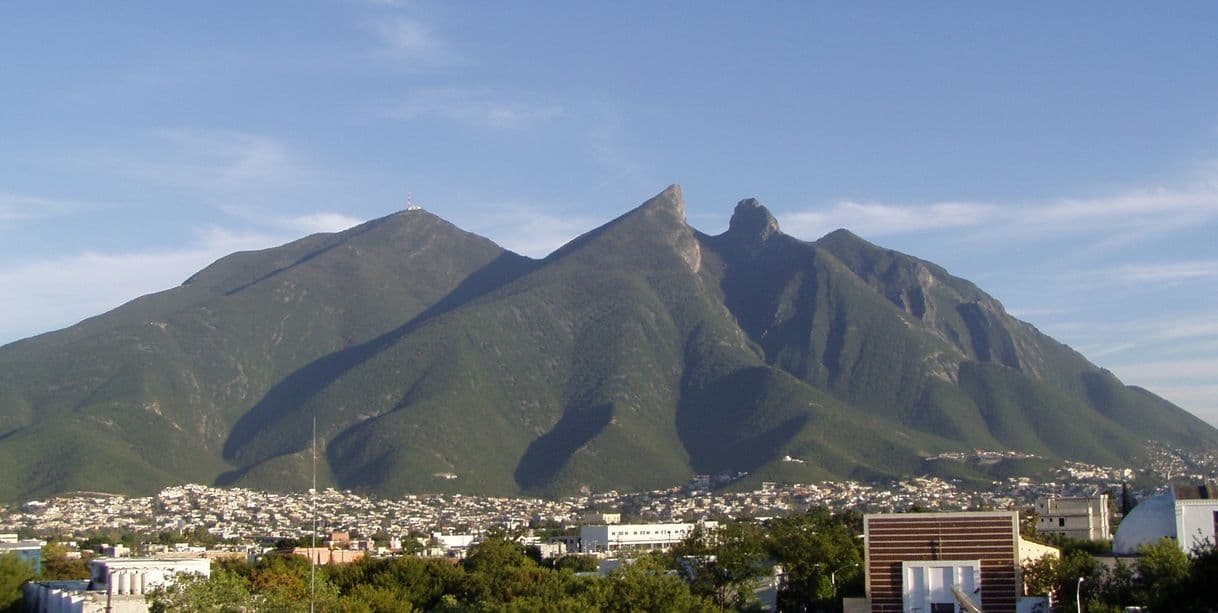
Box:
[0,185,1215,501]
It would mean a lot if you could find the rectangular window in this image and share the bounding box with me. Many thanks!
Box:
[1059,518,1065,527]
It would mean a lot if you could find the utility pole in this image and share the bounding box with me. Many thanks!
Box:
[311,415,317,613]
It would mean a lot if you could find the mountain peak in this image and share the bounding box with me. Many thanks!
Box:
[637,183,685,218]
[727,198,780,242]
[820,227,863,243]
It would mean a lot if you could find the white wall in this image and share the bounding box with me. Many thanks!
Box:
[902,560,981,613]
[1175,500,1218,553]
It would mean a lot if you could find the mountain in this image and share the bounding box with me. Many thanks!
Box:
[0,185,1214,501]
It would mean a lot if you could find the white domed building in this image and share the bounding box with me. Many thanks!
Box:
[1113,483,1218,555]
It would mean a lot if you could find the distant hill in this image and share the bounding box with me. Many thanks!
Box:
[1,185,1214,501]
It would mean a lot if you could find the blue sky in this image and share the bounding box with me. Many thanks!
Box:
[2,2,1216,427]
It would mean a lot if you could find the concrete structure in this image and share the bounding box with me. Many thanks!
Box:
[0,534,44,574]
[579,521,716,553]
[90,557,211,597]
[1113,482,1218,555]
[292,547,366,565]
[1017,538,1060,566]
[1172,482,1218,553]
[23,557,211,613]
[581,512,621,525]
[1034,493,1111,541]
[864,511,1023,613]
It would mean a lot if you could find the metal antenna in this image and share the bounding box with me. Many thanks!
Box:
[310,415,317,613]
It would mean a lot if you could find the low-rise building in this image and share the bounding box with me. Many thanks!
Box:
[23,557,210,613]
[0,534,44,574]
[1035,493,1110,541]
[579,521,715,553]
[292,547,366,565]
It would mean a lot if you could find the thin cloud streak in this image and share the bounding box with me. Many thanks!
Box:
[381,88,565,129]
[284,213,364,235]
[1049,313,1218,349]
[1053,260,1218,292]
[0,216,359,346]
[0,193,99,224]
[449,201,603,258]
[77,129,324,205]
[367,17,453,65]
[782,166,1218,250]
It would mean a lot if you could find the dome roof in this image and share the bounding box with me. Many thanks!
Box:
[1113,492,1176,555]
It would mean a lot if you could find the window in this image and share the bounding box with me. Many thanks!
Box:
[1059,518,1065,527]
[931,604,955,613]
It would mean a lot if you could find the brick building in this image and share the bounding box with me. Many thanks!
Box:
[864,511,1022,613]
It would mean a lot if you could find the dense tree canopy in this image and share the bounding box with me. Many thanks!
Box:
[0,553,34,613]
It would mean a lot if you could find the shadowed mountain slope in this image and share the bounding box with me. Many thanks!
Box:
[0,186,1214,501]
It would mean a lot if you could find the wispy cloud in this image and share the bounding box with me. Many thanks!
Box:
[786,200,997,237]
[79,129,322,205]
[1058,260,1218,289]
[368,17,452,65]
[382,88,565,129]
[782,165,1218,251]
[1005,305,1078,319]
[447,201,604,258]
[1041,313,1218,420]
[0,193,99,224]
[0,225,293,345]
[281,212,364,235]
[1051,314,1218,351]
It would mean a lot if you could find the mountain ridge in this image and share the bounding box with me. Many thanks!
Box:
[0,185,1213,501]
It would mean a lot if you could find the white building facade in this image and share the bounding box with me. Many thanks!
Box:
[579,521,716,552]
[24,557,212,613]
[1175,497,1218,552]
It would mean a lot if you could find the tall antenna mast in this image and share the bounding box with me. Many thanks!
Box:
[310,415,317,613]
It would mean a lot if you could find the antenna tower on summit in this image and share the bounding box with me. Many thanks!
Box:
[407,192,420,211]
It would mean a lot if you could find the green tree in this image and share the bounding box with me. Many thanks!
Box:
[1058,550,1099,613]
[328,555,467,611]
[1095,558,1136,610]
[584,555,715,612]
[673,523,770,611]
[1021,553,1060,600]
[1175,543,1218,612]
[766,509,863,611]
[0,552,35,613]
[1022,550,1101,612]
[1135,538,1189,610]
[552,555,599,573]
[145,569,257,613]
[460,536,575,607]
[39,542,90,580]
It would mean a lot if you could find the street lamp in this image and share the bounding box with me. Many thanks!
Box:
[1076,576,1085,613]
[830,563,859,588]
